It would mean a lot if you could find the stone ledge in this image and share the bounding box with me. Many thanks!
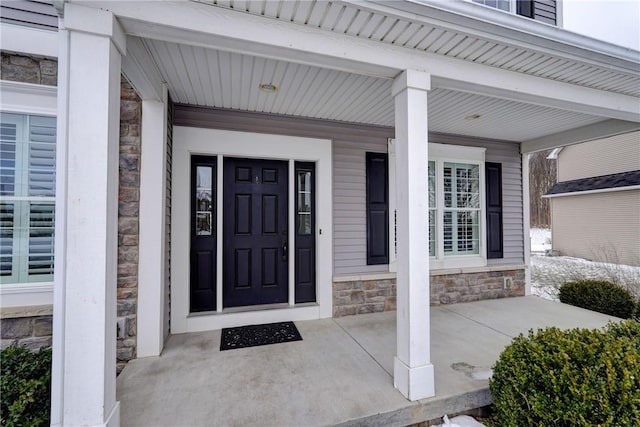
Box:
[333,264,527,282]
[333,272,397,282]
[431,264,527,275]
[0,304,53,319]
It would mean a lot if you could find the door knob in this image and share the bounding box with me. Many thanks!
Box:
[282,239,288,262]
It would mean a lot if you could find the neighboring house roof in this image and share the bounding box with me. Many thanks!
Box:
[546,170,640,196]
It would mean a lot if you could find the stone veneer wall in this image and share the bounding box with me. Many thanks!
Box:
[117,80,142,374]
[1,52,142,373]
[1,307,53,350]
[1,52,57,85]
[333,269,526,317]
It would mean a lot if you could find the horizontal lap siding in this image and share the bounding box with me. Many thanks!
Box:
[173,106,524,275]
[557,132,640,181]
[334,138,389,274]
[0,0,58,30]
[533,0,556,25]
[552,191,640,266]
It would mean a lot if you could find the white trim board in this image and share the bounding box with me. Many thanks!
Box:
[0,282,53,308]
[171,126,333,333]
[0,81,57,116]
[0,24,58,58]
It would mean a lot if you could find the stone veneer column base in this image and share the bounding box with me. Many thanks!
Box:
[332,268,526,317]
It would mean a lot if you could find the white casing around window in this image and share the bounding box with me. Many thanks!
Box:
[388,141,487,271]
[0,80,57,308]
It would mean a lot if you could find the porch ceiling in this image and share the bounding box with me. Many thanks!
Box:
[197,0,640,98]
[139,37,606,142]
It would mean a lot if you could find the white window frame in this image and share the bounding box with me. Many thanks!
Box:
[430,143,487,269]
[388,141,487,272]
[469,0,516,14]
[0,80,57,308]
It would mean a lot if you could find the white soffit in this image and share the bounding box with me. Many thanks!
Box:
[143,38,605,141]
[196,0,640,98]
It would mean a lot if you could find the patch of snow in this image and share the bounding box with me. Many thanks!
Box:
[434,415,485,427]
[530,228,551,253]
[470,370,493,381]
[531,254,640,301]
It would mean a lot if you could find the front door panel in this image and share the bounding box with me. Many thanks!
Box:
[223,158,288,307]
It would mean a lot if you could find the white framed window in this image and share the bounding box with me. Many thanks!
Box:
[0,80,57,307]
[1,113,56,284]
[471,0,513,13]
[429,143,486,269]
[388,141,487,271]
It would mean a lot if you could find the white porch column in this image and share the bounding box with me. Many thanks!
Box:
[137,87,168,357]
[522,152,532,296]
[52,3,125,426]
[391,70,435,401]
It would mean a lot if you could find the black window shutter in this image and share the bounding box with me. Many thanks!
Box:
[485,162,503,259]
[516,0,534,18]
[366,152,389,265]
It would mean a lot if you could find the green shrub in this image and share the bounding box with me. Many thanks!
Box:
[0,345,52,427]
[559,279,636,319]
[490,320,640,427]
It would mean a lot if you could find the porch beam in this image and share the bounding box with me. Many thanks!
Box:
[121,36,165,102]
[137,87,168,357]
[51,3,124,426]
[80,0,640,122]
[392,70,435,401]
[521,119,640,153]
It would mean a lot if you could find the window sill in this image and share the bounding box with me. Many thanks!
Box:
[0,281,53,308]
[430,255,486,270]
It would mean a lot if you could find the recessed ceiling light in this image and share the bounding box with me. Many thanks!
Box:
[464,113,482,120]
[259,83,278,93]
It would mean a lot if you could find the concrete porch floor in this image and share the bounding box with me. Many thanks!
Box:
[117,297,618,427]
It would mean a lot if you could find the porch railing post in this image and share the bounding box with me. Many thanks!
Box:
[391,69,435,401]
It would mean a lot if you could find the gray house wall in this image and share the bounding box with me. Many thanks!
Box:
[174,105,525,277]
[0,0,58,30]
[533,0,557,25]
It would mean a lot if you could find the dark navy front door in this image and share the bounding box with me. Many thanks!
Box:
[223,158,289,308]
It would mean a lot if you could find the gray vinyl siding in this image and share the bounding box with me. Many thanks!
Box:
[173,106,525,276]
[164,97,174,340]
[0,0,58,30]
[533,0,556,25]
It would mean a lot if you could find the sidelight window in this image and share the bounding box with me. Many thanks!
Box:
[296,170,312,235]
[195,165,213,236]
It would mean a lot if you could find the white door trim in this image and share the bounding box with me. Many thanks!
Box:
[171,126,333,333]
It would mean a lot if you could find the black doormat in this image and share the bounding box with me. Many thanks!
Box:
[220,321,303,351]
